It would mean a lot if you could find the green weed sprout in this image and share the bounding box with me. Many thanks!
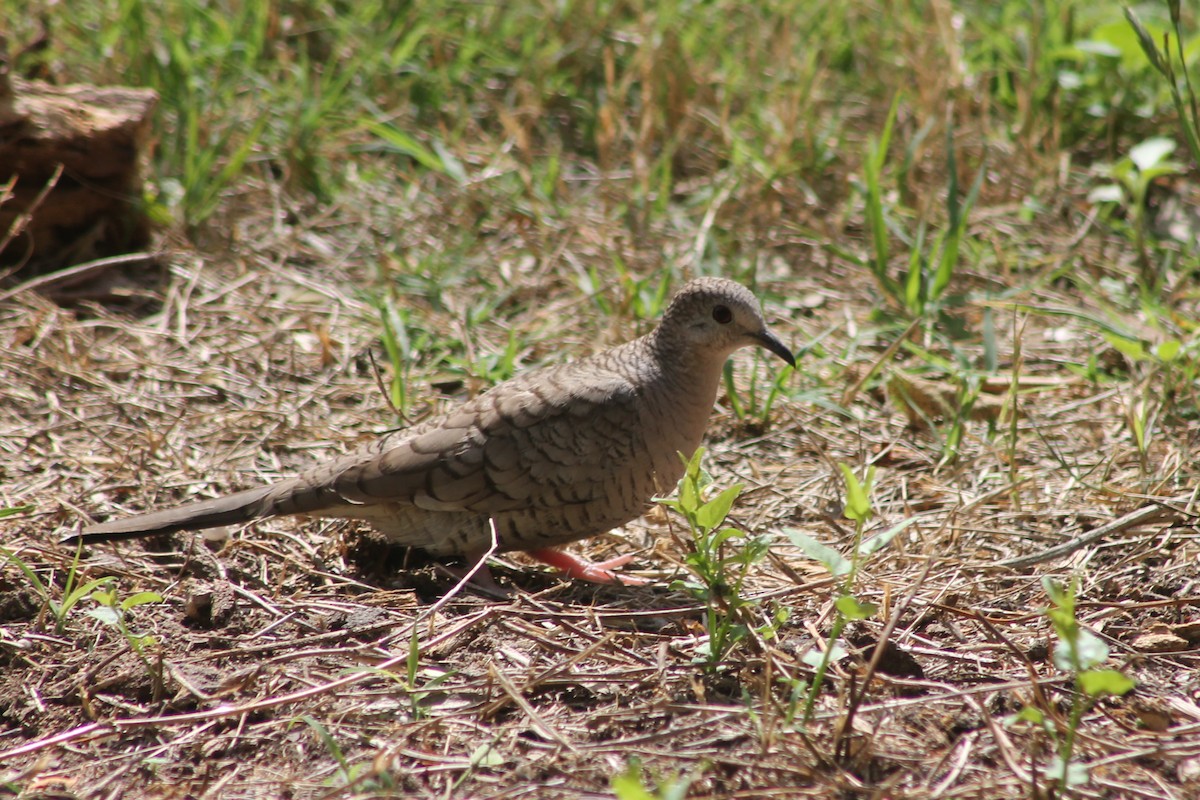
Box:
[860,95,984,325]
[1008,577,1135,790]
[1124,3,1200,167]
[787,464,908,723]
[1088,136,1185,285]
[659,447,781,671]
[2,543,112,634]
[87,585,164,666]
[612,759,699,800]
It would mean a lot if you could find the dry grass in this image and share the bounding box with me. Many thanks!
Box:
[3,159,1200,799]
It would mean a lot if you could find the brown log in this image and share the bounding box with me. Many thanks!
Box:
[0,60,158,273]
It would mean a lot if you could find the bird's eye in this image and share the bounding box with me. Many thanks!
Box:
[712,305,733,324]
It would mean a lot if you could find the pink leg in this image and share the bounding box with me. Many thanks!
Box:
[525,548,653,585]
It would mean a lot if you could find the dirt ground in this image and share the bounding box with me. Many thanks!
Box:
[3,165,1200,800]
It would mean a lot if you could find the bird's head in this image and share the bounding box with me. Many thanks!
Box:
[655,277,795,368]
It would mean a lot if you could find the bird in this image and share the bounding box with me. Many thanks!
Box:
[66,277,795,586]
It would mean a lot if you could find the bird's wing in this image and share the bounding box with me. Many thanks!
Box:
[268,365,644,517]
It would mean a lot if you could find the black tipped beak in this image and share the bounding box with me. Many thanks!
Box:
[756,330,795,368]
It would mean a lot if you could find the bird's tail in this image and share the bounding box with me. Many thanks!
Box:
[63,482,293,545]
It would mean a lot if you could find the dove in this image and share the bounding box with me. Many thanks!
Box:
[67,277,794,585]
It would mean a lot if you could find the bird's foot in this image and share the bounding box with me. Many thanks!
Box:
[525,548,653,585]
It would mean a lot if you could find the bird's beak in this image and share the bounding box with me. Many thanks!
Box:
[755,329,796,368]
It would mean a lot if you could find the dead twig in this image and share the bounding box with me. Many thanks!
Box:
[995,491,1198,569]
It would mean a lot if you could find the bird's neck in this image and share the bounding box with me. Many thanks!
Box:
[631,331,730,487]
[646,330,727,387]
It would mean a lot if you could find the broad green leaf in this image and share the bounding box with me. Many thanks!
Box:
[1087,184,1124,204]
[859,518,915,557]
[1074,39,1122,58]
[836,594,878,620]
[710,527,746,548]
[121,592,165,611]
[469,743,505,768]
[1129,137,1176,171]
[802,641,848,667]
[86,606,120,626]
[611,769,656,800]
[91,589,118,608]
[1078,668,1135,697]
[786,529,851,576]
[695,484,744,532]
[1046,756,1090,787]
[1053,628,1109,672]
[839,463,875,522]
[1102,333,1147,361]
[1155,340,1182,361]
[1012,706,1045,725]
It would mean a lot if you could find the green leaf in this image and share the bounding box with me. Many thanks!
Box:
[86,606,120,626]
[469,743,505,768]
[611,766,656,800]
[0,504,34,519]
[1041,576,1072,610]
[1053,628,1109,672]
[1087,184,1124,204]
[786,529,851,576]
[1046,755,1090,787]
[835,594,878,620]
[1155,340,1182,362]
[710,527,746,549]
[91,589,118,608]
[0,546,48,595]
[1078,668,1135,697]
[694,484,744,532]
[1012,706,1045,725]
[1102,333,1147,361]
[801,641,848,667]
[120,592,164,611]
[859,518,915,557]
[1129,137,1176,171]
[361,119,457,179]
[839,463,875,522]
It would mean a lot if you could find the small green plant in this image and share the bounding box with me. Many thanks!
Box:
[722,353,794,428]
[859,96,985,327]
[1088,136,1185,285]
[577,258,675,323]
[398,624,455,721]
[658,448,783,671]
[86,585,164,664]
[109,0,274,228]
[1125,2,1200,166]
[373,293,434,422]
[83,582,166,701]
[1103,330,1200,471]
[1,544,113,634]
[1007,577,1136,791]
[611,759,699,800]
[451,328,523,386]
[786,464,908,723]
[302,715,397,793]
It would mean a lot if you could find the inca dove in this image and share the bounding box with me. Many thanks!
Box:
[67,277,794,584]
